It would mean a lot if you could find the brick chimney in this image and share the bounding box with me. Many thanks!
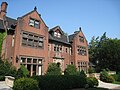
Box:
[0,2,8,19]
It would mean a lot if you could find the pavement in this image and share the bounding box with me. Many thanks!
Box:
[0,81,12,90]
[98,80,120,90]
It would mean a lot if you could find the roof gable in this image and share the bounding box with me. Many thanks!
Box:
[68,27,87,42]
[49,26,70,45]
[20,7,48,27]
[49,26,64,35]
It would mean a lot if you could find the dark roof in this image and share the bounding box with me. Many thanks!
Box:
[49,26,70,45]
[68,28,86,43]
[68,31,80,42]
[89,62,95,67]
[0,16,17,30]
[68,34,75,43]
[49,26,64,35]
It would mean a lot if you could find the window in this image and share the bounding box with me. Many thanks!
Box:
[27,58,31,63]
[21,57,26,63]
[22,32,44,48]
[79,36,84,42]
[54,45,56,51]
[12,35,15,47]
[58,33,61,38]
[78,61,88,72]
[54,32,57,36]
[29,19,34,26]
[66,48,67,53]
[54,44,63,52]
[54,31,61,38]
[34,20,39,28]
[38,59,42,64]
[29,18,40,29]
[77,46,87,56]
[33,59,37,63]
[71,62,73,65]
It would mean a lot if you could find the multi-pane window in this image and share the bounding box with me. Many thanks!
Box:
[78,61,88,72]
[79,36,84,42]
[54,31,61,38]
[77,46,87,56]
[22,32,44,48]
[29,18,40,29]
[20,56,43,64]
[54,45,62,52]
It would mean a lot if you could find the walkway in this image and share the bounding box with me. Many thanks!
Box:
[0,81,12,90]
[98,80,120,90]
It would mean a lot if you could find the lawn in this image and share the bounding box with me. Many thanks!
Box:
[72,87,108,90]
[113,81,120,85]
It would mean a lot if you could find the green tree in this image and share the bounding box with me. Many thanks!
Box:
[16,64,29,78]
[64,65,77,75]
[0,59,17,77]
[0,32,6,55]
[89,32,120,72]
[46,63,61,75]
[79,70,87,78]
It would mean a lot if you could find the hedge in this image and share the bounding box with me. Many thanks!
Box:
[13,78,39,90]
[33,75,87,90]
[86,77,98,88]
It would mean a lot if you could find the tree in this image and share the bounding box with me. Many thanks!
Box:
[0,59,17,77]
[79,70,87,78]
[64,65,77,75]
[89,32,120,72]
[0,32,6,56]
[16,64,29,78]
[46,63,61,75]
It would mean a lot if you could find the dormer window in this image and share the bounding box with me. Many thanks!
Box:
[54,32,57,37]
[54,31,61,38]
[58,33,61,38]
[29,18,40,29]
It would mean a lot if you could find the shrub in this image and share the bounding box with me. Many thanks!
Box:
[88,67,95,74]
[0,60,17,77]
[111,74,118,81]
[13,78,39,90]
[116,72,120,82]
[46,63,61,75]
[0,76,5,81]
[64,65,77,75]
[86,77,98,88]
[16,64,29,78]
[33,75,87,90]
[100,69,115,83]
[79,70,87,78]
[107,75,115,83]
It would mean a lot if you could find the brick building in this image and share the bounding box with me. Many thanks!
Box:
[0,2,89,76]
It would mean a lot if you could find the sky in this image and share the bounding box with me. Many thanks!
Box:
[0,0,120,42]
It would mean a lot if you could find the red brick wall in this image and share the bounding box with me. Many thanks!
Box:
[12,11,48,73]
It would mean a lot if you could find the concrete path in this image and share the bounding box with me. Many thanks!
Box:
[0,81,12,90]
[98,80,120,90]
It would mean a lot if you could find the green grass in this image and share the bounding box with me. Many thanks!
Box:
[72,87,109,90]
[113,81,120,85]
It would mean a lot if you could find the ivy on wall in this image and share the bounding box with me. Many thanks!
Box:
[0,32,6,55]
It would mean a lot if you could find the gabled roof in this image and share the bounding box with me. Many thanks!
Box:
[0,16,17,30]
[49,26,64,35]
[49,26,70,45]
[68,27,87,43]
[20,7,48,28]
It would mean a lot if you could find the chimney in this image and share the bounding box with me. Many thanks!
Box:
[0,2,8,19]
